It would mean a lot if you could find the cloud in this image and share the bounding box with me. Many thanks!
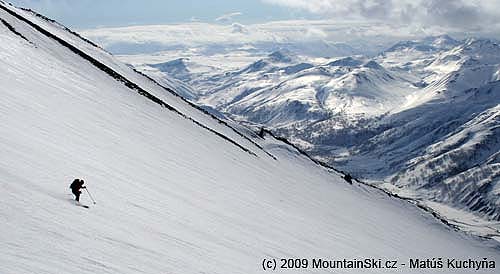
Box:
[83,18,500,51]
[304,27,328,39]
[261,0,500,31]
[82,16,500,58]
[231,23,248,34]
[215,12,243,23]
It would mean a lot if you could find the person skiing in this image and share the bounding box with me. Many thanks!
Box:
[343,173,353,184]
[258,127,266,138]
[70,179,86,202]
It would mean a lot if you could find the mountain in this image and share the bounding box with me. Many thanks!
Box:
[141,34,500,238]
[150,58,192,81]
[382,35,460,54]
[193,54,417,126]
[424,39,500,95]
[4,2,500,273]
[325,40,500,227]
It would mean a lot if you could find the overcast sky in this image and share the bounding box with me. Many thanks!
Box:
[8,0,500,38]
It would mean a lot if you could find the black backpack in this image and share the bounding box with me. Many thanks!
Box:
[69,179,80,189]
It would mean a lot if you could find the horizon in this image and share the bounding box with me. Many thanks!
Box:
[7,0,500,41]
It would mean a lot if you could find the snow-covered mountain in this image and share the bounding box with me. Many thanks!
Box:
[5,2,500,273]
[136,35,500,237]
[186,51,418,128]
[382,35,460,55]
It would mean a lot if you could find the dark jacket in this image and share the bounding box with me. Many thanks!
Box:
[70,179,84,191]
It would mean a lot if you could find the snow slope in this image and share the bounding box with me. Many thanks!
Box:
[1,3,500,274]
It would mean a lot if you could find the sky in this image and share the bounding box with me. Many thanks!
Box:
[8,0,500,55]
[8,0,500,34]
[8,0,310,28]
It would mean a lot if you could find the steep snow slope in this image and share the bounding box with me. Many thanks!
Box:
[1,3,500,274]
[0,4,268,160]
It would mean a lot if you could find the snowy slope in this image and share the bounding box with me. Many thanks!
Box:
[0,5,269,160]
[1,3,500,274]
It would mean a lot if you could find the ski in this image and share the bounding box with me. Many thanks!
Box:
[75,202,89,208]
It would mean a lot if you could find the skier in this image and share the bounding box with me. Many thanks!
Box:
[70,178,86,202]
[258,127,266,138]
[343,173,353,184]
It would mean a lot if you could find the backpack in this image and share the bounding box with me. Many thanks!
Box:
[70,179,80,189]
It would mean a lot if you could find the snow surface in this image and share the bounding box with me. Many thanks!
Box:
[1,3,500,274]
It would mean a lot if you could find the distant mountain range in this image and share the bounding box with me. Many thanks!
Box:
[136,35,500,232]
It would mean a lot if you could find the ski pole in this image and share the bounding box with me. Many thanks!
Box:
[85,188,97,204]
